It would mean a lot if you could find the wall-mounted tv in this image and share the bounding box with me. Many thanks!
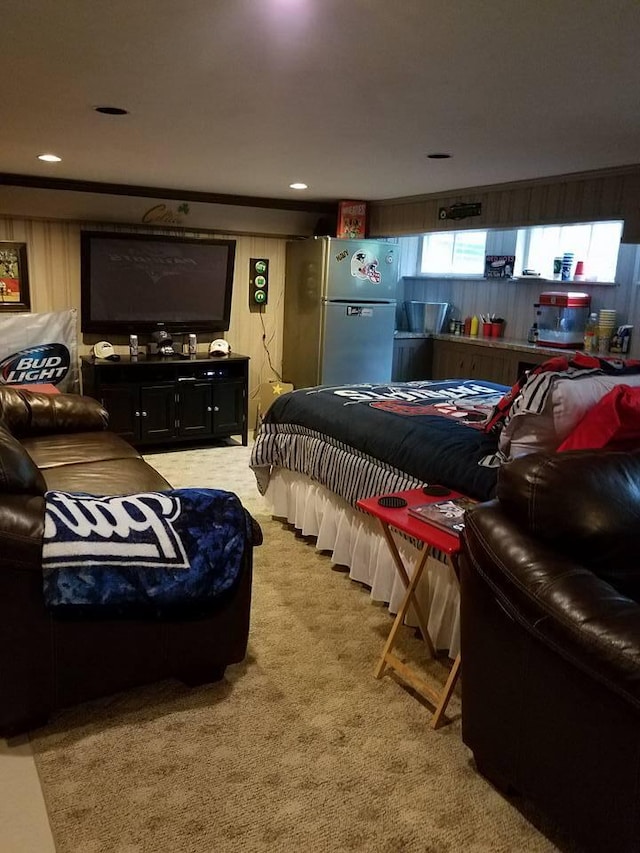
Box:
[80,231,236,334]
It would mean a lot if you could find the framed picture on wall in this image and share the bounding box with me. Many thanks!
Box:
[0,242,31,311]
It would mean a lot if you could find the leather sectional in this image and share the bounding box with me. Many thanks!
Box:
[0,386,258,736]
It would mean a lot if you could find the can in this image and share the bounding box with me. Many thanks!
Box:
[129,334,139,357]
[188,333,197,354]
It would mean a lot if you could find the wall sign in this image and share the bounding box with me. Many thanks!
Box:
[484,255,515,278]
[438,202,482,221]
[0,308,79,392]
[141,202,190,226]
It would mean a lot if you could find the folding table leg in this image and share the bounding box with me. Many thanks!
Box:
[430,652,461,729]
[378,523,435,653]
[374,525,435,679]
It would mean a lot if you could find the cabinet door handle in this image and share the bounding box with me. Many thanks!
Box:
[213,406,220,412]
[135,411,140,418]
[177,376,197,382]
[142,411,148,417]
[206,406,212,412]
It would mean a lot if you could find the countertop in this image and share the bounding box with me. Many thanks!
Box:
[394,330,575,357]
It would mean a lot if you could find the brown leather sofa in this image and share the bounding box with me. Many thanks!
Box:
[459,449,640,853]
[0,386,258,737]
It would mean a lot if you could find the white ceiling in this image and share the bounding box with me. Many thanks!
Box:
[4,0,640,204]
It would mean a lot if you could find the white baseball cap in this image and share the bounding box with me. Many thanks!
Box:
[209,338,230,356]
[93,341,120,361]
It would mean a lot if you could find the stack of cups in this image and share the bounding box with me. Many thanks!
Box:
[598,309,617,354]
[561,252,575,281]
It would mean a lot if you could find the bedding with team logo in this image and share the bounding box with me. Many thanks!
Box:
[251,379,508,505]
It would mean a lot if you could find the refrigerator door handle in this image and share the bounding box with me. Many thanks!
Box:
[323,298,396,305]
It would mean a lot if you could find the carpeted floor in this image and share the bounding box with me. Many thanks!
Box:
[29,443,574,852]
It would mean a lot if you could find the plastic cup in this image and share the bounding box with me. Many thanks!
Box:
[553,257,562,279]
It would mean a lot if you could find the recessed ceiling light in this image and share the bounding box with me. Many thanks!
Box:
[37,153,62,162]
[94,106,129,115]
[289,182,308,190]
[426,153,451,159]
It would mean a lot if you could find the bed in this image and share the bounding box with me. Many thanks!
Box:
[250,378,508,656]
[251,358,640,657]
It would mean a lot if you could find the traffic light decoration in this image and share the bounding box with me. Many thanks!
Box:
[249,258,269,307]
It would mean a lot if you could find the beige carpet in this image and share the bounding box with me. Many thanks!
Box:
[30,442,572,853]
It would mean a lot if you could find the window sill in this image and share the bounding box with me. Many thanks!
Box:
[405,274,485,281]
[512,277,617,286]
[405,274,617,286]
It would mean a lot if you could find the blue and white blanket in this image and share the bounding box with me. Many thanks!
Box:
[42,488,255,609]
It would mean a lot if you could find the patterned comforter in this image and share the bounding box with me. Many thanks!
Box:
[251,379,508,505]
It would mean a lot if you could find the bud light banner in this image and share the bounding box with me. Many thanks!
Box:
[0,309,79,392]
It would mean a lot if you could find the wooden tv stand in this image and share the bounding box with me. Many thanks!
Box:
[81,353,249,449]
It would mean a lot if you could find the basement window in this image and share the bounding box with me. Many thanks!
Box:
[516,220,623,282]
[420,229,487,276]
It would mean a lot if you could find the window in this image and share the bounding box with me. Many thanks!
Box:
[420,230,487,275]
[516,221,623,282]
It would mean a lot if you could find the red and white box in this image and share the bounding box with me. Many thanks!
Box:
[337,201,367,239]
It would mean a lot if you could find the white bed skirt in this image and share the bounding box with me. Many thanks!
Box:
[265,468,460,658]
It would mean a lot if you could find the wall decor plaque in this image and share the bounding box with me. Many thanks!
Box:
[0,242,30,311]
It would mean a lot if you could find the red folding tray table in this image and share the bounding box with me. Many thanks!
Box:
[357,487,465,729]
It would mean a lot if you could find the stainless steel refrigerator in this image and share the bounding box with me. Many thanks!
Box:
[282,237,399,388]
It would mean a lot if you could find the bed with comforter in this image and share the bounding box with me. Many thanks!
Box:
[251,356,640,657]
[251,378,507,655]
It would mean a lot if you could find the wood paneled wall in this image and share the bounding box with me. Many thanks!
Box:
[370,165,640,241]
[0,217,287,428]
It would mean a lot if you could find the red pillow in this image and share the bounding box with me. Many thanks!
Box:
[557,384,640,451]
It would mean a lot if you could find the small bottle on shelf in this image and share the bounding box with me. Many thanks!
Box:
[470,315,479,337]
[527,323,538,343]
[583,312,599,353]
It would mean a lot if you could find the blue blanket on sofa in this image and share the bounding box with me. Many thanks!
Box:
[42,488,253,609]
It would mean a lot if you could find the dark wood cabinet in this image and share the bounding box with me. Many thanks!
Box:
[392,336,433,381]
[431,339,556,385]
[82,353,249,448]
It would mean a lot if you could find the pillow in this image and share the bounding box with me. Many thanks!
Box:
[499,372,640,460]
[558,385,640,451]
[483,355,570,435]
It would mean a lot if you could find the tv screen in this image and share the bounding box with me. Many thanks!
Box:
[80,231,236,334]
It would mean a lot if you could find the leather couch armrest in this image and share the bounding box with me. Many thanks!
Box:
[0,425,46,494]
[0,495,45,571]
[462,503,640,708]
[0,387,108,437]
[497,449,640,598]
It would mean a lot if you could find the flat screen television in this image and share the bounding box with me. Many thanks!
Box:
[80,231,236,334]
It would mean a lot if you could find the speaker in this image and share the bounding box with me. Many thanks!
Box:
[249,258,269,307]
